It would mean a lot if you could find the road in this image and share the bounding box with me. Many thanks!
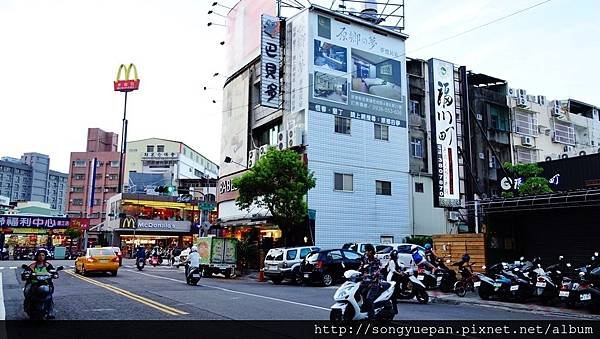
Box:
[0,259,594,321]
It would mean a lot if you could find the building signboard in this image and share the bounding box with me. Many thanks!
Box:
[260,14,282,109]
[428,58,460,207]
[135,219,190,233]
[0,215,71,229]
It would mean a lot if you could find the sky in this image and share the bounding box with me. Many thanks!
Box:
[1,0,598,174]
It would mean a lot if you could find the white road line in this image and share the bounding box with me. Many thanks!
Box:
[0,267,4,270]
[9,267,16,270]
[124,269,330,312]
[0,273,5,320]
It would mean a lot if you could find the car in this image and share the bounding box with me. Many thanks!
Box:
[300,249,363,287]
[376,243,425,268]
[75,247,120,276]
[342,242,371,255]
[264,246,319,284]
[110,247,123,266]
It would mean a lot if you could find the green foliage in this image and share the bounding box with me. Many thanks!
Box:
[405,235,433,247]
[233,148,316,242]
[64,227,81,240]
[502,162,552,197]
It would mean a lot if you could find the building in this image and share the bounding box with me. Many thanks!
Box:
[66,128,121,229]
[0,153,68,212]
[217,5,412,249]
[124,138,219,193]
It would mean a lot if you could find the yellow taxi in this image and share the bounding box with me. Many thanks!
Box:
[75,247,120,276]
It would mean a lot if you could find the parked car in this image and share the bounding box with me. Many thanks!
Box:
[74,247,120,276]
[342,243,370,255]
[300,249,363,287]
[264,246,319,284]
[376,243,425,268]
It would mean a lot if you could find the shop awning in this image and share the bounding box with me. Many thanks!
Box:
[216,217,272,228]
[467,189,600,213]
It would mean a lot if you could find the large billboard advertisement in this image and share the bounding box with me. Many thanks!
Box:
[219,71,250,177]
[225,0,276,77]
[428,58,460,207]
[307,12,407,128]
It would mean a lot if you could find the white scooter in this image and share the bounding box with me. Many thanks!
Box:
[330,270,396,321]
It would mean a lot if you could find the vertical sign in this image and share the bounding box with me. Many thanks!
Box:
[429,59,460,207]
[260,14,282,108]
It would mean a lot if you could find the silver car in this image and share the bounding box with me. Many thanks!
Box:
[264,246,319,284]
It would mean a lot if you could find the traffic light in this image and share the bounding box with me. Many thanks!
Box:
[154,186,176,194]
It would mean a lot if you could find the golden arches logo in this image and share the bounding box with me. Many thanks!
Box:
[114,63,140,92]
[120,216,137,229]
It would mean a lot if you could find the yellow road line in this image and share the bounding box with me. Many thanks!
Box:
[65,270,188,316]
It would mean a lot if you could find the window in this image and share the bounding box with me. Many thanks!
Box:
[286,249,298,260]
[157,145,165,153]
[15,176,19,183]
[490,105,509,131]
[334,173,353,191]
[326,250,343,261]
[72,199,84,206]
[146,145,154,153]
[74,174,85,180]
[553,121,575,145]
[374,124,389,141]
[334,116,351,134]
[516,147,537,164]
[108,174,118,180]
[409,100,421,116]
[72,186,84,193]
[299,248,313,259]
[415,182,424,193]
[74,160,86,167]
[410,137,424,158]
[376,181,392,195]
[109,161,120,167]
[343,251,362,260]
[514,110,538,136]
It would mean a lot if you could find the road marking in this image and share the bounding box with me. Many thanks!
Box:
[0,273,5,320]
[65,270,188,316]
[125,269,330,312]
[9,267,16,270]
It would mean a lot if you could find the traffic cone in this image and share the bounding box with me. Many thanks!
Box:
[258,269,265,282]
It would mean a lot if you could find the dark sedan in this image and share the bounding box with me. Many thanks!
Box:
[300,249,363,287]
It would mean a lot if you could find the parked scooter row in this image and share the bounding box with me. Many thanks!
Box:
[475,252,600,314]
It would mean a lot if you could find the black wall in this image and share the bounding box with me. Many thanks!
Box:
[539,154,600,191]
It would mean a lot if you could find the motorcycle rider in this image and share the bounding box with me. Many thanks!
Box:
[185,245,200,280]
[24,249,57,319]
[359,244,382,319]
[411,245,436,272]
[135,245,146,263]
[424,243,438,264]
[385,250,402,314]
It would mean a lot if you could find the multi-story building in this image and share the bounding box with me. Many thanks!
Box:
[66,128,121,228]
[0,153,68,212]
[124,138,218,193]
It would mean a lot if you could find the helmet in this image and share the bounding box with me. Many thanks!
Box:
[191,246,198,252]
[363,243,375,253]
[462,253,471,262]
[424,243,432,250]
[390,250,398,260]
[35,248,48,260]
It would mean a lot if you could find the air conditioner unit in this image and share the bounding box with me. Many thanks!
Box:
[248,150,258,168]
[563,145,574,153]
[287,127,303,148]
[521,136,534,147]
[277,131,286,151]
[551,107,562,117]
[516,97,528,108]
[258,145,269,158]
[517,88,527,97]
[476,114,483,121]
[507,87,517,98]
[537,95,547,106]
[448,211,461,221]
[526,95,536,102]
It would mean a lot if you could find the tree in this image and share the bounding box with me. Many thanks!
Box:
[233,148,316,245]
[64,227,82,250]
[501,162,552,198]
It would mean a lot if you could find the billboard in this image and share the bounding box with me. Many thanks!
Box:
[306,12,407,128]
[225,0,276,77]
[260,14,282,108]
[284,10,309,133]
[0,215,71,229]
[219,71,250,177]
[428,58,460,207]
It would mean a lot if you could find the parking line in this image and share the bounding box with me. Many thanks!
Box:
[125,269,330,312]
[65,270,188,316]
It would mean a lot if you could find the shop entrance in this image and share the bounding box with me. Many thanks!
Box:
[119,235,193,258]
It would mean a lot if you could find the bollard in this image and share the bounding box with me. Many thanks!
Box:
[258,269,266,282]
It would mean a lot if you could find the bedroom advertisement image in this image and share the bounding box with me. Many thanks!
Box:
[307,12,407,128]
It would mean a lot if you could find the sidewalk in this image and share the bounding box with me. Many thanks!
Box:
[430,291,600,320]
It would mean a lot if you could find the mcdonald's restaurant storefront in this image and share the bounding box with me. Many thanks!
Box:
[111,217,193,254]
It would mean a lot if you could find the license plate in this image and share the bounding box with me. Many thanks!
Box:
[474,281,481,287]
[304,273,309,278]
[510,285,519,291]
[269,265,277,271]
[192,274,200,278]
[580,293,592,301]
[436,276,442,282]
[418,275,424,281]
[536,282,547,288]
[494,282,502,288]
[100,259,109,263]
[559,291,570,297]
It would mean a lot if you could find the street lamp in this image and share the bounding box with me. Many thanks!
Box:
[224,156,247,169]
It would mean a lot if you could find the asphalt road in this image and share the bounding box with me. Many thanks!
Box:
[0,259,590,321]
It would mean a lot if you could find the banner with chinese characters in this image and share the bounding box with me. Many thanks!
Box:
[428,58,460,207]
[0,215,71,229]
[260,14,282,109]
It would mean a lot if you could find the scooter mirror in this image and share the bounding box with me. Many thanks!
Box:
[538,264,542,268]
[514,267,520,272]
[556,270,561,275]
[21,264,29,270]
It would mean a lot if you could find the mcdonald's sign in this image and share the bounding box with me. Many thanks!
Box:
[114,63,140,92]
[120,216,137,229]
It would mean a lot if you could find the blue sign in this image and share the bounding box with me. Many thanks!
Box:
[0,215,71,229]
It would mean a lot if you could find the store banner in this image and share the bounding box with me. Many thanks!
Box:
[135,219,191,233]
[260,14,282,108]
[0,215,71,229]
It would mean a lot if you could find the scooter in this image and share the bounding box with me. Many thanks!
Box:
[388,265,429,304]
[149,255,161,267]
[21,264,64,320]
[185,264,202,286]
[330,270,396,321]
[435,258,458,293]
[416,266,439,290]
